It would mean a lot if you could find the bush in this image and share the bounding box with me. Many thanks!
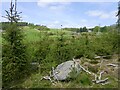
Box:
[78,72,92,86]
[67,69,92,86]
[93,31,118,56]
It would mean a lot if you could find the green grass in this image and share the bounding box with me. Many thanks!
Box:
[22,27,73,42]
[23,26,41,42]
[21,27,74,61]
[2,26,119,88]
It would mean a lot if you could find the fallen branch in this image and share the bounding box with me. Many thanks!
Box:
[106,63,118,67]
[41,67,60,85]
[98,71,104,80]
[96,78,109,84]
[41,75,58,85]
[78,64,92,75]
[101,81,110,85]
[92,71,109,85]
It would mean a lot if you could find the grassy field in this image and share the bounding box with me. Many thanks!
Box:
[3,26,118,88]
[2,25,119,88]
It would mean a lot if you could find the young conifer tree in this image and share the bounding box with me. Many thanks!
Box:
[2,0,30,87]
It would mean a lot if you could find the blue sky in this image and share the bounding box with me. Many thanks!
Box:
[0,0,119,28]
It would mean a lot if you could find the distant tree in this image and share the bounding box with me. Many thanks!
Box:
[79,27,83,32]
[79,27,88,32]
[82,27,88,32]
[37,25,50,31]
[93,26,100,32]
[100,26,108,32]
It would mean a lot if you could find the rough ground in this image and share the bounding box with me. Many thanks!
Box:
[51,54,119,88]
[14,54,119,88]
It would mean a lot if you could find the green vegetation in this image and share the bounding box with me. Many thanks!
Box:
[0,1,120,88]
[1,23,119,88]
[1,1,119,88]
[2,24,31,88]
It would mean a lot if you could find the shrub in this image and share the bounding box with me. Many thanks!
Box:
[67,69,92,86]
[78,72,92,86]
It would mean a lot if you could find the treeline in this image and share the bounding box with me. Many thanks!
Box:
[1,22,116,33]
[0,22,50,31]
[63,25,116,33]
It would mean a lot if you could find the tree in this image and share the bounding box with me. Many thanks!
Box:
[82,27,88,32]
[79,27,83,32]
[100,26,108,32]
[93,26,100,32]
[116,1,120,25]
[2,0,22,23]
[2,0,30,87]
[79,27,88,32]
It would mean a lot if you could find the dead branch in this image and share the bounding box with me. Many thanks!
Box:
[95,78,109,84]
[101,81,110,85]
[41,75,57,85]
[92,71,109,85]
[78,64,92,74]
[98,71,104,80]
[106,63,118,67]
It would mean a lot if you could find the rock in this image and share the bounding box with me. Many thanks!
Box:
[52,60,81,80]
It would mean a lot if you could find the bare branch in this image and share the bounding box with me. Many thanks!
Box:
[106,63,118,67]
[96,78,109,84]
[98,71,104,80]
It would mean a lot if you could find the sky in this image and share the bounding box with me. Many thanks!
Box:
[0,0,119,28]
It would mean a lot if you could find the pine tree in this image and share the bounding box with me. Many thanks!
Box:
[2,0,30,87]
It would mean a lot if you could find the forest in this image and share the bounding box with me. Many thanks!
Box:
[1,0,120,89]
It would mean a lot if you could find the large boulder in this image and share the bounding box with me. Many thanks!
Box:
[52,59,81,80]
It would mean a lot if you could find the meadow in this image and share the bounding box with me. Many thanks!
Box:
[2,24,119,88]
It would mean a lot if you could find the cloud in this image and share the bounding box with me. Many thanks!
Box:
[86,10,117,19]
[37,0,72,13]
[37,0,71,8]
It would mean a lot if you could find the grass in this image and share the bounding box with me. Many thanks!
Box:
[2,26,119,88]
[14,54,118,88]
[21,26,74,62]
[20,27,119,88]
[23,26,41,42]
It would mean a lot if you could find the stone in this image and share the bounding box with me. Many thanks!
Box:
[52,60,81,80]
